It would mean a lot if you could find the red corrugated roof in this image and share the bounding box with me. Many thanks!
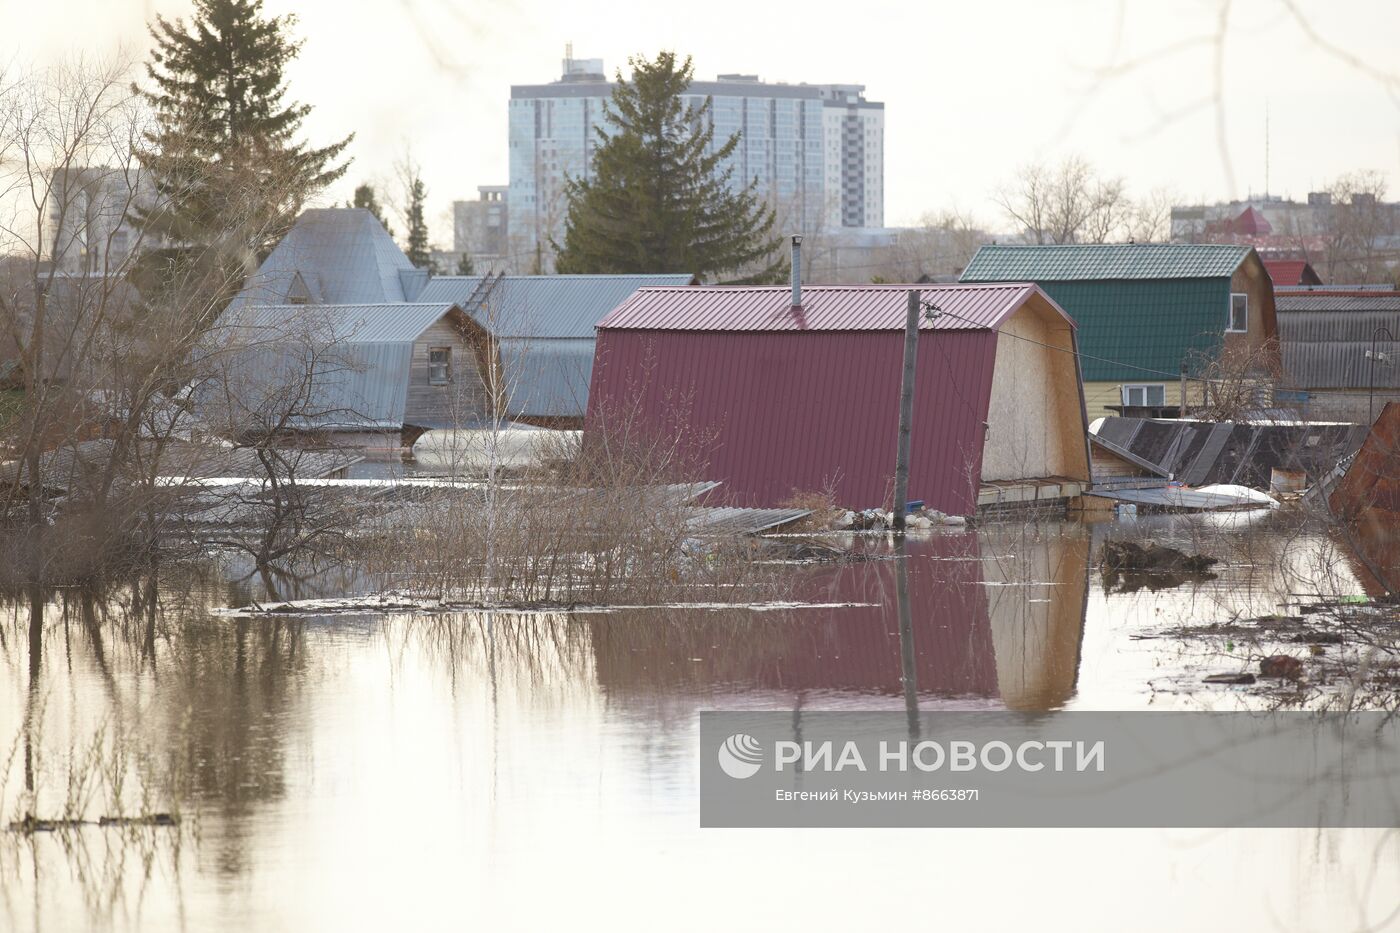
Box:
[1263,259,1321,287]
[596,283,1059,332]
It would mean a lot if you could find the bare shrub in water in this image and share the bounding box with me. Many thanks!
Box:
[367,406,779,607]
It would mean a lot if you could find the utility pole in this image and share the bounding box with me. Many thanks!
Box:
[893,289,920,533]
[1180,362,1188,418]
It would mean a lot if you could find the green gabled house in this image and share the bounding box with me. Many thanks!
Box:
[960,243,1279,417]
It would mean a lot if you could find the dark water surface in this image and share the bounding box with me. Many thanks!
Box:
[3,512,1399,931]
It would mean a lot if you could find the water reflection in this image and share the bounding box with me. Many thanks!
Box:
[583,529,1090,712]
[1,518,1396,931]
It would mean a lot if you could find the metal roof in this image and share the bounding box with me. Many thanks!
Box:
[961,243,1251,282]
[1276,295,1400,388]
[418,274,696,338]
[1262,259,1320,287]
[211,303,462,430]
[220,303,459,344]
[1091,417,1367,487]
[596,283,1057,332]
[1277,293,1400,313]
[227,209,415,313]
[499,338,595,418]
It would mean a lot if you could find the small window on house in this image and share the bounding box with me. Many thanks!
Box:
[428,347,451,385]
[1228,293,1248,333]
[1122,384,1166,408]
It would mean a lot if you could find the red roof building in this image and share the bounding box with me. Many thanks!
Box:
[1262,259,1322,287]
[586,283,1091,513]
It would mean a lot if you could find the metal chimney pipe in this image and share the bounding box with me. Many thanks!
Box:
[791,235,803,308]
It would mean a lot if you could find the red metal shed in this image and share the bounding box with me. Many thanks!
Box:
[586,283,1091,514]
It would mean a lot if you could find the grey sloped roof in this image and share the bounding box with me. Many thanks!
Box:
[962,243,1251,282]
[418,274,696,338]
[499,338,594,419]
[1277,297,1400,389]
[1277,293,1400,313]
[221,303,457,343]
[228,209,415,313]
[212,303,460,430]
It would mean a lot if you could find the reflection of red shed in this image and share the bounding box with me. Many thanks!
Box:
[586,284,1091,513]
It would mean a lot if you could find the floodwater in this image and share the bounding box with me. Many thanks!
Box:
[3,512,1400,931]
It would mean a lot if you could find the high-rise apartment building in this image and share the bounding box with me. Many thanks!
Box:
[819,84,884,230]
[507,54,883,270]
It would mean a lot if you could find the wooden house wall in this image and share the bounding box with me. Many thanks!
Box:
[403,318,492,428]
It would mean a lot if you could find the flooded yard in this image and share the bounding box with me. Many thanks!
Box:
[4,512,1400,930]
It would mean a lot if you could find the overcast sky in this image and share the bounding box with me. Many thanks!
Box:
[7,0,1400,241]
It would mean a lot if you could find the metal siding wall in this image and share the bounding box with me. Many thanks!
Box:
[587,329,998,511]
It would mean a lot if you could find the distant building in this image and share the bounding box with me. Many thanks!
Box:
[1171,194,1400,282]
[1170,193,1342,242]
[507,53,883,269]
[817,84,883,230]
[452,185,511,273]
[42,167,149,276]
[962,243,1280,418]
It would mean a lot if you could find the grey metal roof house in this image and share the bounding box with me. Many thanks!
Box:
[418,274,696,423]
[216,209,696,435]
[213,302,488,433]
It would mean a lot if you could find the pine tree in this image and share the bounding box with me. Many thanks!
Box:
[135,0,351,262]
[553,52,784,283]
[455,252,475,275]
[350,183,393,237]
[403,176,437,272]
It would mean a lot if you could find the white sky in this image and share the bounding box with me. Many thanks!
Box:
[6,0,1400,241]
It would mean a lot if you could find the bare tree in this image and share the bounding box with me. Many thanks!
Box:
[0,59,358,585]
[1319,172,1398,285]
[878,210,989,281]
[996,155,1137,245]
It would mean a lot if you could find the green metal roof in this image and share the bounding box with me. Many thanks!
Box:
[1038,279,1230,381]
[961,243,1251,282]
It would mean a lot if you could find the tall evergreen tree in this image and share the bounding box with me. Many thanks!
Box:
[455,252,475,275]
[553,52,784,283]
[350,183,393,237]
[135,0,351,262]
[403,175,436,272]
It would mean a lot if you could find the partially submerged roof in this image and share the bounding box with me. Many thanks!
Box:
[597,283,1067,332]
[1091,417,1367,488]
[961,243,1252,282]
[418,274,697,338]
[228,209,416,312]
